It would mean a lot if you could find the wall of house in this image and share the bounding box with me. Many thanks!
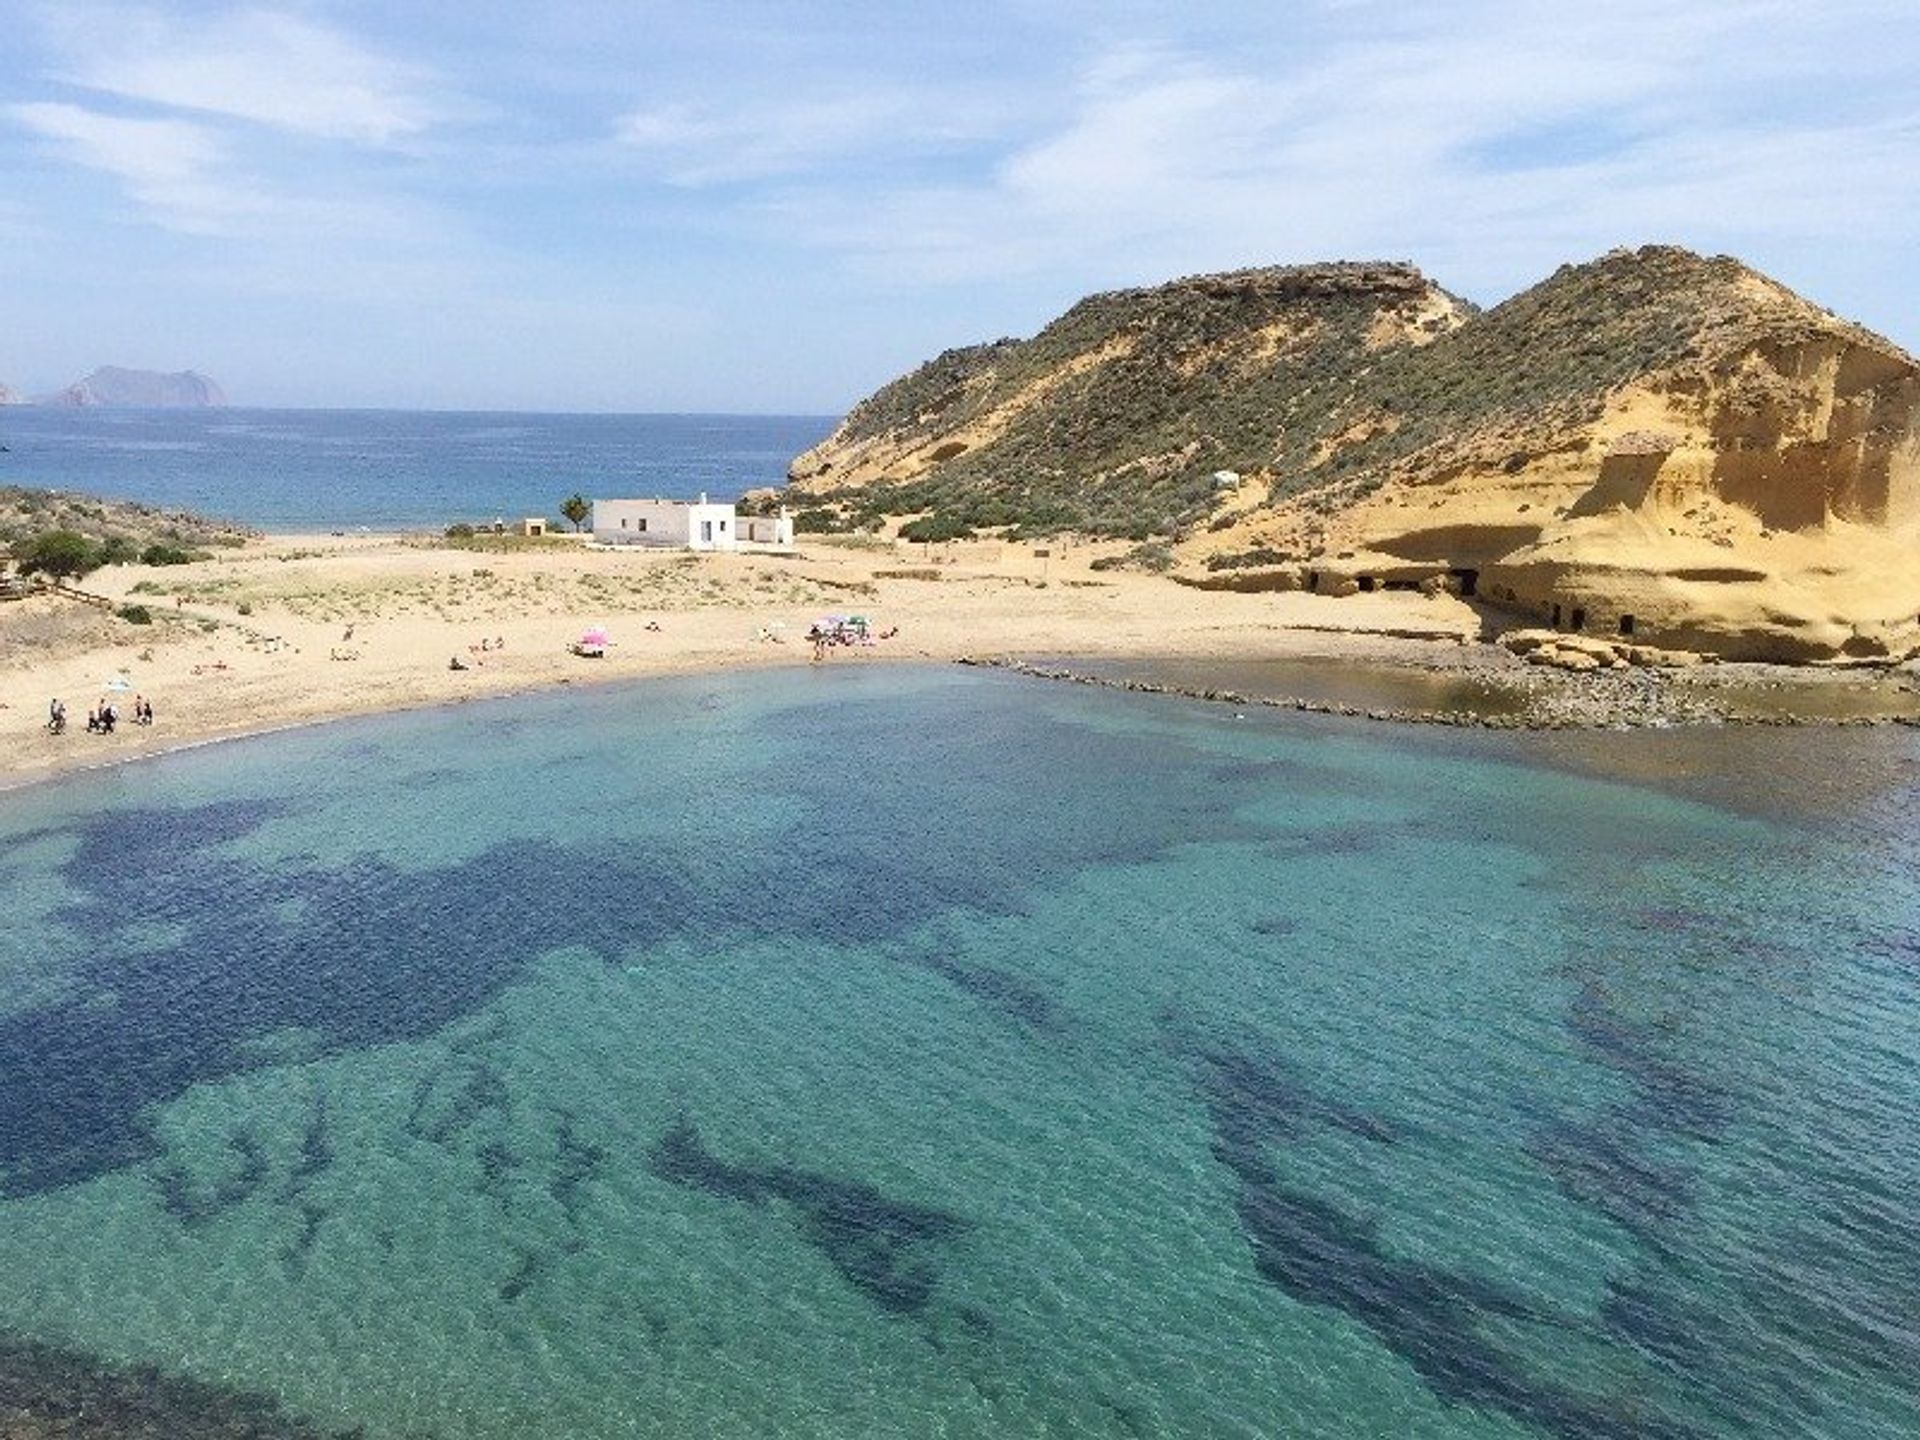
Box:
[737,512,794,546]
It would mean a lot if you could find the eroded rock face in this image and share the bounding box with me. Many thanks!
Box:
[1200,250,1920,662]
[795,246,1918,661]
[1345,333,1917,661]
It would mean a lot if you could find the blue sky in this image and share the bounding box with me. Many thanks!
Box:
[3,1,1916,413]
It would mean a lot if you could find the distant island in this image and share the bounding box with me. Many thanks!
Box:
[32,367,227,408]
[0,382,26,406]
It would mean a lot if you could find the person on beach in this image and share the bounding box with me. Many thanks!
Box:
[48,698,66,734]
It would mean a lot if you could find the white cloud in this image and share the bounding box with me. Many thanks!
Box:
[5,100,250,234]
[6,99,447,241]
[775,2,1920,309]
[614,89,1000,185]
[45,6,446,145]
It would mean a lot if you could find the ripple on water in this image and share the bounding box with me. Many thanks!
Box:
[0,666,1914,1439]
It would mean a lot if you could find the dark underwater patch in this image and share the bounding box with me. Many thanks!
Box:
[153,1129,273,1227]
[282,1200,329,1281]
[917,953,1063,1030]
[649,1116,968,1316]
[1525,1119,1693,1255]
[282,1094,335,1199]
[405,1054,511,1150]
[1565,985,1732,1144]
[2,682,1253,1201]
[499,1247,547,1304]
[0,1328,361,1438]
[1248,914,1299,938]
[1192,1040,1707,1440]
[550,1111,607,1230]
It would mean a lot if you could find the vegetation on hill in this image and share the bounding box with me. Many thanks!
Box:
[0,487,254,579]
[786,246,1904,545]
[790,263,1470,538]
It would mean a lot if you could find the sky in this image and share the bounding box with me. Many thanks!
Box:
[2,1,1916,413]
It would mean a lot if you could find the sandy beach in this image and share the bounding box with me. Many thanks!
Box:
[4,531,1917,791]
[0,531,1490,788]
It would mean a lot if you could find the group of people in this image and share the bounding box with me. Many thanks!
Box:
[452,634,508,671]
[47,694,154,735]
[807,616,899,662]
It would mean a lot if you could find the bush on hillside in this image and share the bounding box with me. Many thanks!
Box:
[12,530,103,580]
[140,542,205,566]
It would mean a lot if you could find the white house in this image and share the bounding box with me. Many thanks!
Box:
[591,494,792,551]
[735,511,795,546]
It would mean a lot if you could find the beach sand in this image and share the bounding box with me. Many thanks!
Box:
[0,532,1494,789]
[7,531,1916,791]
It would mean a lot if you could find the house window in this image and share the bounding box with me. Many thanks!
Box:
[719,519,727,532]
[637,518,648,532]
[620,517,628,528]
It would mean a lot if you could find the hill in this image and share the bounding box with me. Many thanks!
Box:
[38,367,227,408]
[789,247,1920,662]
[789,263,1472,539]
[0,486,256,557]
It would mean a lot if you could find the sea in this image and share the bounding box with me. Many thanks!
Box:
[1,663,1917,1439]
[0,408,837,531]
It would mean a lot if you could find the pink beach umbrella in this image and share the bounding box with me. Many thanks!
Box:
[579,627,609,647]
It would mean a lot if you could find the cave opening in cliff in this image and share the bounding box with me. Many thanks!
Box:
[1571,607,1587,631]
[1552,603,1563,628]
[1357,576,1376,593]
[1619,614,1636,636]
[1451,569,1479,597]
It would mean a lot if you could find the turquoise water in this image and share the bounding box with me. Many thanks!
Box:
[0,667,1916,1438]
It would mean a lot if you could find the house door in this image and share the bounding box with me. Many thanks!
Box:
[700,521,712,544]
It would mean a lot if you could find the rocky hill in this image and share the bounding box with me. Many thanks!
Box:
[790,247,1920,662]
[0,486,255,555]
[790,263,1472,539]
[38,366,227,408]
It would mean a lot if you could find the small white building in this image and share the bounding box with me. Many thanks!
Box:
[591,494,792,551]
[735,511,795,546]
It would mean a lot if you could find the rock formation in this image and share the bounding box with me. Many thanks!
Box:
[792,247,1920,662]
[38,366,227,408]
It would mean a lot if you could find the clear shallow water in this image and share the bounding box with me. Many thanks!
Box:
[0,667,1916,1439]
[0,409,834,532]
[1038,652,1535,718]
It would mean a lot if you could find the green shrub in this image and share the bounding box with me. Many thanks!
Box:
[140,543,203,566]
[793,507,850,534]
[899,513,976,543]
[236,600,254,616]
[12,530,102,580]
[116,604,154,625]
[445,522,476,540]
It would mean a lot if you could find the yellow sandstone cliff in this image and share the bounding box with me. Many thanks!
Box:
[791,247,1919,662]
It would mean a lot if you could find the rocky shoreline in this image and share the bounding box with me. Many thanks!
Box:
[958,655,1920,731]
